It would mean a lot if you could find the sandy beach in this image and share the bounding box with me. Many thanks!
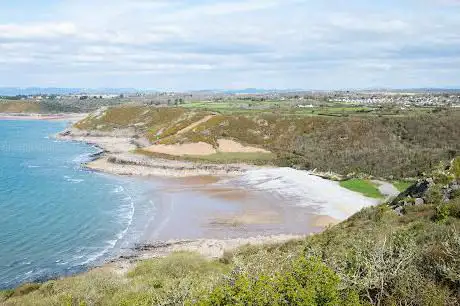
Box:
[53,125,378,265]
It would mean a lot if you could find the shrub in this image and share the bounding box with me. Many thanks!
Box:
[10,283,41,298]
[200,257,359,306]
[425,186,444,204]
[434,204,451,223]
[452,157,460,179]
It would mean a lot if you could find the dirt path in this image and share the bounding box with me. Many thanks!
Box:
[177,115,215,135]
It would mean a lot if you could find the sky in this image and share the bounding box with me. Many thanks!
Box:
[0,0,459,90]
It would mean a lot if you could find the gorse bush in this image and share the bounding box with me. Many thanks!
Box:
[200,257,360,306]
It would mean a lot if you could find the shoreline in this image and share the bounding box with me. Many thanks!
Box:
[0,112,88,122]
[52,128,316,274]
[1,114,381,289]
[106,234,306,274]
[52,128,349,264]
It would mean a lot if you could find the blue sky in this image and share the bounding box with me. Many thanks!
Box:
[0,0,459,90]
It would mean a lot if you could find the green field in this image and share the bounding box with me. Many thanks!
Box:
[339,179,383,198]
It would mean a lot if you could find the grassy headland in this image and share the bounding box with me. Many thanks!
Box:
[0,100,82,114]
[73,105,460,179]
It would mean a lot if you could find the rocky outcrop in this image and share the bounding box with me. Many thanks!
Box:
[390,159,460,214]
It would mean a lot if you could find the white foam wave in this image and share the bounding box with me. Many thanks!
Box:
[63,175,84,184]
[112,186,124,194]
[225,168,378,220]
[72,153,93,164]
[79,185,135,266]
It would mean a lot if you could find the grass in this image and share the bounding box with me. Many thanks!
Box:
[136,149,276,166]
[0,101,41,113]
[339,179,383,198]
[392,180,414,192]
[1,252,231,306]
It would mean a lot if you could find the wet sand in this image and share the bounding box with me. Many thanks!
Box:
[137,175,339,244]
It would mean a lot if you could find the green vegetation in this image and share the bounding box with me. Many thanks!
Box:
[190,152,276,163]
[75,106,460,179]
[339,179,383,198]
[0,100,82,113]
[136,149,276,166]
[452,157,460,179]
[392,180,414,192]
[0,101,41,113]
[1,253,230,306]
[203,257,359,305]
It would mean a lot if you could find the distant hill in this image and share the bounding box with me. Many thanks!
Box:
[0,87,146,96]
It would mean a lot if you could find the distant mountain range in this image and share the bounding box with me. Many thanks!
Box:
[0,87,144,96]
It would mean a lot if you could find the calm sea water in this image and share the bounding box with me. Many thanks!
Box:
[0,120,157,289]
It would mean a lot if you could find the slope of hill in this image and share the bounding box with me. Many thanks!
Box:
[0,101,41,113]
[0,100,83,114]
[73,105,460,178]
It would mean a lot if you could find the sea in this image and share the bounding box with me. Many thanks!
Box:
[0,120,158,289]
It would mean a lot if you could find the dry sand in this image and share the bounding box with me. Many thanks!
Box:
[144,138,271,157]
[144,142,217,156]
[217,139,271,153]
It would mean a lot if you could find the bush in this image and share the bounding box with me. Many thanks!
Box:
[452,157,460,179]
[10,283,41,298]
[201,257,359,306]
[434,204,451,223]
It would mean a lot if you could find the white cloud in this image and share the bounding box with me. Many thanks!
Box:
[0,0,459,89]
[0,23,77,40]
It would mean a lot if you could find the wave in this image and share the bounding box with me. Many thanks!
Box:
[78,185,135,266]
[63,175,84,184]
[224,168,377,220]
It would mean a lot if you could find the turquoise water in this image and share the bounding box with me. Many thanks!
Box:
[0,120,156,289]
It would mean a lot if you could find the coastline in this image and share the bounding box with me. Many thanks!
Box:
[53,126,377,263]
[56,128,260,178]
[0,112,88,122]
[52,128,311,269]
[0,114,380,290]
